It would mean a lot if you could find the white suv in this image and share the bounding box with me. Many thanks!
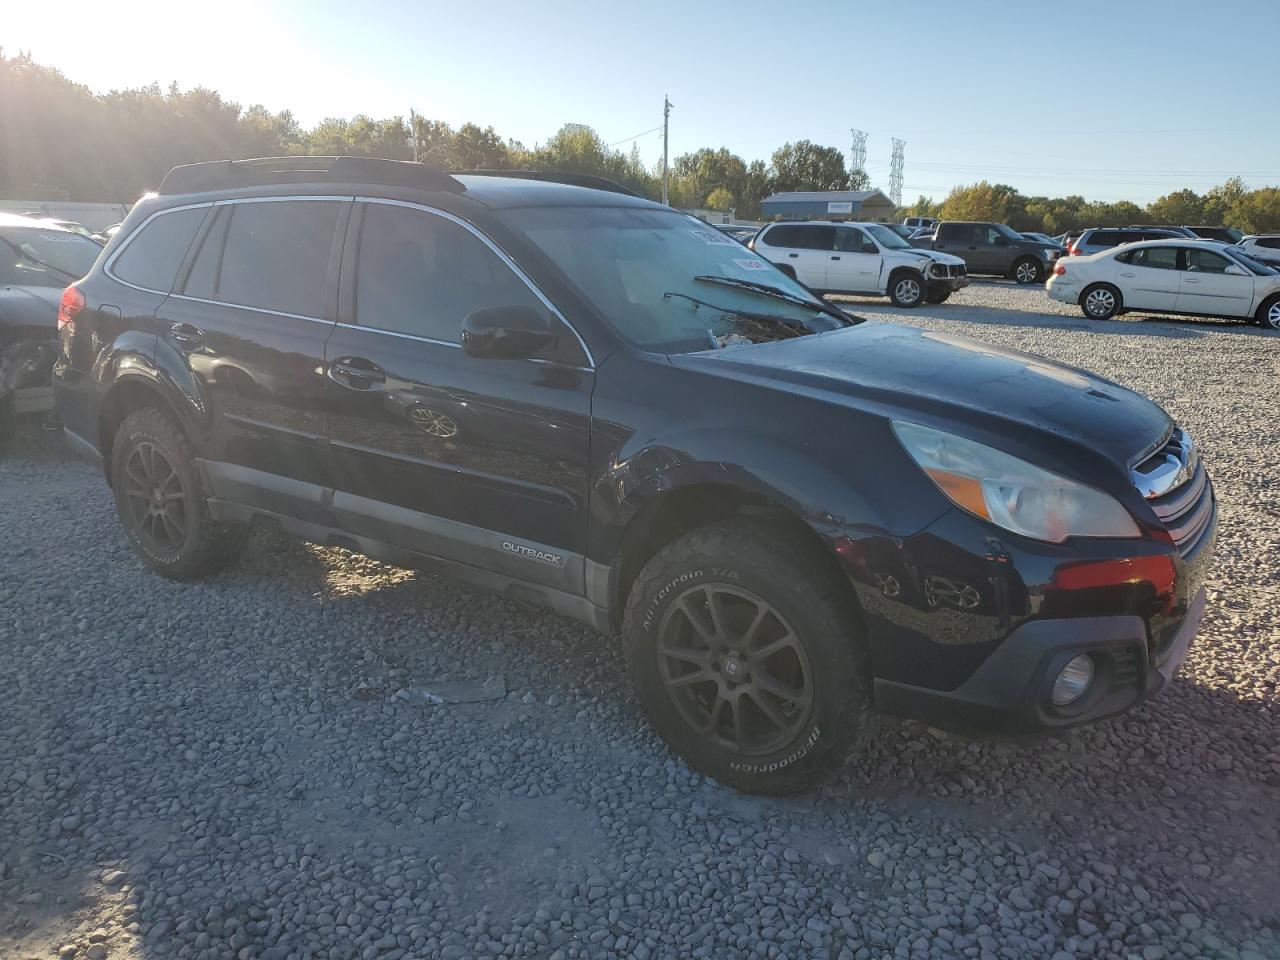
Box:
[1239,235,1280,268]
[750,221,969,307]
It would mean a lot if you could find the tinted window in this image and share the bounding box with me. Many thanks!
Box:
[1257,237,1280,250]
[216,200,341,316]
[1088,231,1120,247]
[355,203,542,343]
[1183,248,1234,274]
[1130,247,1179,270]
[112,208,207,292]
[835,228,875,253]
[761,225,804,248]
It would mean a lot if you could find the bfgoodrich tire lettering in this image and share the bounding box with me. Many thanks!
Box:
[623,520,873,794]
[110,407,249,581]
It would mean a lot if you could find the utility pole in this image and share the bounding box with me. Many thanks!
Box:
[409,108,419,162]
[849,128,868,181]
[661,95,673,206]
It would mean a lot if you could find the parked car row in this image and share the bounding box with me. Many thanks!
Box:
[42,156,1217,794]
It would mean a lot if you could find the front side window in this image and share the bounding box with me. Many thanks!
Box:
[0,228,102,287]
[1130,247,1179,270]
[1183,248,1234,274]
[111,207,208,292]
[864,224,910,250]
[505,206,849,352]
[354,203,542,343]
[216,200,342,317]
[835,228,871,253]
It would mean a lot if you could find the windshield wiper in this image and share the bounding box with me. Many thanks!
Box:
[663,291,807,342]
[1,238,79,282]
[692,274,853,325]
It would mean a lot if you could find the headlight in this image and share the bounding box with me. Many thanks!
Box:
[892,421,1140,543]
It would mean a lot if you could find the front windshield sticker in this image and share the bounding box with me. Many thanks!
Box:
[37,233,81,243]
[733,258,769,271]
[690,229,737,247]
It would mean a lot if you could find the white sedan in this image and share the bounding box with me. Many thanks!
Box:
[1046,239,1280,329]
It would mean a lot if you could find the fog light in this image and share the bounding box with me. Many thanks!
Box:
[1051,655,1094,706]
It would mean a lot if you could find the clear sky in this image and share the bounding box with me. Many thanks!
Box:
[6,0,1277,203]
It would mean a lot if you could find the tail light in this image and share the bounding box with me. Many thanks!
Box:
[1053,262,1066,276]
[58,284,85,330]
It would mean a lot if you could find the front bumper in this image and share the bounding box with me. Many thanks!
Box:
[873,585,1207,733]
[928,275,970,293]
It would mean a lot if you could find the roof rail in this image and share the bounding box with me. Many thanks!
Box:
[157,156,465,196]
[451,169,643,198]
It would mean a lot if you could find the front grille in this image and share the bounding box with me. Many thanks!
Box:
[1134,429,1213,557]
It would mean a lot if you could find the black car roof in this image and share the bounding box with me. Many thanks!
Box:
[156,156,663,212]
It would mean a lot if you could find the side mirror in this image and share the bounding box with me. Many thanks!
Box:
[461,305,556,359]
[1223,264,1248,277]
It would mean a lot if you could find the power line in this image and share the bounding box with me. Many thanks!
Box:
[607,125,663,148]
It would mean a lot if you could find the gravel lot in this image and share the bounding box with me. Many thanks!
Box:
[2,282,1277,960]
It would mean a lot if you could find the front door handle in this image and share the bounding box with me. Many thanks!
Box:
[167,322,204,350]
[328,357,386,389]
[1183,278,1201,285]
[830,255,841,261]
[787,253,799,258]
[1119,271,1136,278]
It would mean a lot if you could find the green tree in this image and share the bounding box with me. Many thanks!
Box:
[769,140,847,193]
[938,181,1024,224]
[1145,189,1205,225]
[1203,177,1247,225]
[704,186,734,211]
[847,167,871,191]
[1227,187,1280,234]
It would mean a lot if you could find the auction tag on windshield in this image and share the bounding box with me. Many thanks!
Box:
[733,258,769,271]
[690,229,737,246]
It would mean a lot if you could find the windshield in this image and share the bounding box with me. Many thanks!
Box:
[505,206,851,352]
[0,228,101,287]
[1225,247,1278,276]
[993,223,1025,241]
[864,224,912,250]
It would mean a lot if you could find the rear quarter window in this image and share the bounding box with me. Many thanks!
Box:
[110,207,208,292]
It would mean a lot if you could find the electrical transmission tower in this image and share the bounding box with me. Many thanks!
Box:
[888,138,906,207]
[849,129,868,182]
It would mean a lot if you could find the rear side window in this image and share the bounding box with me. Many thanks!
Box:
[354,203,541,343]
[111,207,207,292]
[1089,231,1120,247]
[1129,247,1179,270]
[1257,237,1280,250]
[215,200,342,317]
[762,225,834,250]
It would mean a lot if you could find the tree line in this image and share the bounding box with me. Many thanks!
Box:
[3,51,1277,232]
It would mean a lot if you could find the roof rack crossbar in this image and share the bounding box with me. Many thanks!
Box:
[157,156,465,196]
[451,169,642,198]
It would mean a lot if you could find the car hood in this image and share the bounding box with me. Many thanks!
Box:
[673,321,1171,467]
[890,247,965,267]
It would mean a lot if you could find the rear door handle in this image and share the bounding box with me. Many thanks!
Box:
[830,256,841,260]
[787,253,799,258]
[1119,272,1136,278]
[1183,278,1201,285]
[167,322,204,350]
[328,357,386,389]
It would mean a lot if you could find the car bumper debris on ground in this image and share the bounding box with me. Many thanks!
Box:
[1,282,1277,960]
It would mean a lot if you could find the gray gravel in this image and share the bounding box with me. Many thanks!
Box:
[2,281,1278,960]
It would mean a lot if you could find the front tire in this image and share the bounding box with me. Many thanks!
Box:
[888,271,925,308]
[925,289,952,305]
[1256,294,1280,330]
[110,407,249,580]
[1080,283,1121,320]
[623,521,873,795]
[1012,257,1043,284]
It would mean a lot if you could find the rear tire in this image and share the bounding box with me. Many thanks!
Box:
[1080,283,1121,320]
[110,407,249,580]
[623,520,874,795]
[1256,294,1280,330]
[888,271,925,308]
[1012,257,1043,284]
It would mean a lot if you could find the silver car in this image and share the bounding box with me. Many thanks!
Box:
[1068,227,1184,257]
